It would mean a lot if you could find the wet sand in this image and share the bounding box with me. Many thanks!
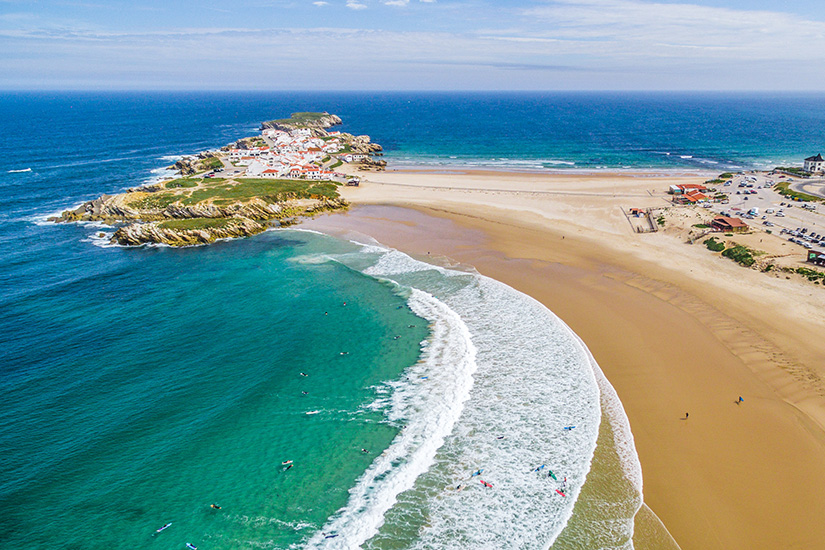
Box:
[304,169,825,550]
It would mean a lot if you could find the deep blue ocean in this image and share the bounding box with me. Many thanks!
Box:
[1,92,824,549]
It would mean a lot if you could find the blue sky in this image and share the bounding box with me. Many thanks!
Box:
[2,0,824,90]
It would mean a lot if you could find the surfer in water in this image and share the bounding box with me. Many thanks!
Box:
[300,372,308,377]
[210,504,221,509]
[361,448,370,454]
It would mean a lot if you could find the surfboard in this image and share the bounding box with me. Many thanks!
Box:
[470,469,484,477]
[555,489,566,497]
[548,470,557,480]
[156,522,172,532]
[186,544,198,550]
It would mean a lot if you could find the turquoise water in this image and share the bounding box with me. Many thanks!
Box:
[8,91,821,548]
[1,231,428,549]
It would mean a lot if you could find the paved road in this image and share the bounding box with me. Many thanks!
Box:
[790,179,825,199]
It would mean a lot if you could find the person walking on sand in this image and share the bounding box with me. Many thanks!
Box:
[738,396,744,404]
[685,412,689,419]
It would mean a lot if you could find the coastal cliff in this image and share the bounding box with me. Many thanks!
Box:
[51,178,348,247]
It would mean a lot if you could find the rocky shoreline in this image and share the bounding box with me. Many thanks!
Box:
[49,111,367,247]
[53,194,348,246]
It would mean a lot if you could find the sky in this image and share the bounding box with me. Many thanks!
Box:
[2,0,825,90]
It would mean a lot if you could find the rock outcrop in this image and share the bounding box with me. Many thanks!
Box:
[170,152,222,176]
[261,113,343,133]
[112,217,267,247]
[51,191,348,247]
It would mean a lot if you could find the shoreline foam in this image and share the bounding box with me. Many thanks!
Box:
[302,189,825,550]
[299,235,640,548]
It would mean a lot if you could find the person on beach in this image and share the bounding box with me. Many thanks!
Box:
[738,396,744,404]
[685,412,689,419]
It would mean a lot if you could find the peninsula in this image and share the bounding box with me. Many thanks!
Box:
[50,112,384,246]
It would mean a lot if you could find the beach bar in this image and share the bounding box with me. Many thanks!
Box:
[711,216,748,232]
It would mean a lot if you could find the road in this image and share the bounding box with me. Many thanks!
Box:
[790,178,825,199]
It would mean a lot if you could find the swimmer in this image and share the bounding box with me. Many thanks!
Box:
[300,372,308,377]
[210,504,221,509]
[361,448,370,454]
[301,391,308,395]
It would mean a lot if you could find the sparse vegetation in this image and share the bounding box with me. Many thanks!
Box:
[199,157,224,171]
[656,215,665,227]
[269,112,333,127]
[775,166,808,176]
[180,178,340,205]
[165,178,198,189]
[704,237,726,252]
[795,267,825,283]
[775,181,822,203]
[693,223,710,229]
[722,244,756,267]
[718,172,734,180]
[159,217,235,230]
[127,193,181,210]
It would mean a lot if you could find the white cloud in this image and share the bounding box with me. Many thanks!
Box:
[522,0,825,61]
[3,1,825,90]
[384,0,409,5]
[313,1,329,5]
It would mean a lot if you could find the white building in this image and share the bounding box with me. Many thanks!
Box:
[804,154,824,173]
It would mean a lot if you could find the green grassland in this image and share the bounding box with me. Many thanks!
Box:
[775,181,823,203]
[128,177,340,210]
[270,112,331,126]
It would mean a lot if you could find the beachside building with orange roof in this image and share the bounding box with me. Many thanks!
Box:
[711,216,748,232]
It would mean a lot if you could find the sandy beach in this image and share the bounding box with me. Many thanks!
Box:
[305,169,825,550]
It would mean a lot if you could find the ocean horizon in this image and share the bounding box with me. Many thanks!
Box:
[2,91,824,549]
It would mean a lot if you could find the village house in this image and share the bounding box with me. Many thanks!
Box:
[804,154,825,174]
[668,183,710,195]
[711,216,748,233]
[672,190,709,205]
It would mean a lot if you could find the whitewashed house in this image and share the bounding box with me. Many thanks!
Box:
[804,154,824,173]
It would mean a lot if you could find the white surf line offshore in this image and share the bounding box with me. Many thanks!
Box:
[304,285,478,549]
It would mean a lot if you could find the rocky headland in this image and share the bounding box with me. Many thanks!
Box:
[51,180,348,246]
[49,112,390,246]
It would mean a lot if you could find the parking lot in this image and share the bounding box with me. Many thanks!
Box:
[705,172,825,252]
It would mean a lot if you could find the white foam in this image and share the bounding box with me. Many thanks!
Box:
[305,286,477,549]
[298,243,647,549]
